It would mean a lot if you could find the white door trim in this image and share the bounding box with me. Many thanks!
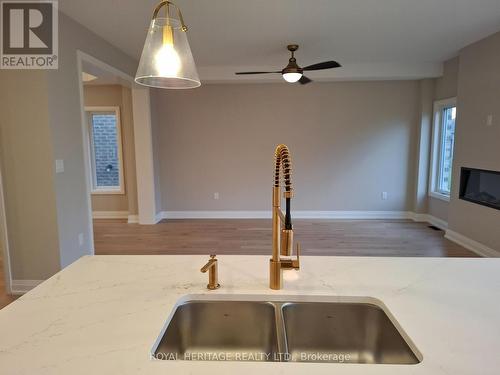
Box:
[131,87,158,224]
[0,162,12,294]
[76,50,157,238]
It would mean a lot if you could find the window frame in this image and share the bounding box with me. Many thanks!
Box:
[429,97,457,202]
[85,106,125,195]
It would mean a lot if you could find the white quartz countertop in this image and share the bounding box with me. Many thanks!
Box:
[1,255,500,374]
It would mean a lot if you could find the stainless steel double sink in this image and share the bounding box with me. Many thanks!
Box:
[152,296,421,364]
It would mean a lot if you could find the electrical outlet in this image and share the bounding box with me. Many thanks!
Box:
[381,192,388,200]
[55,159,64,173]
[214,192,219,200]
[78,233,84,247]
[486,114,493,127]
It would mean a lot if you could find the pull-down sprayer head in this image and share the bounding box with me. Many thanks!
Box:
[274,144,293,230]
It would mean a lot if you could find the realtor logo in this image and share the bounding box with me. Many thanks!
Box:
[1,0,58,69]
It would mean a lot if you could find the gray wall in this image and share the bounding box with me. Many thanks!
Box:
[83,85,138,214]
[413,79,434,214]
[448,31,500,250]
[0,72,61,280]
[434,57,459,101]
[152,81,419,212]
[46,12,138,268]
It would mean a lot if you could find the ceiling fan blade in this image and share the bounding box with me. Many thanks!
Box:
[299,76,312,85]
[235,71,281,75]
[303,61,341,71]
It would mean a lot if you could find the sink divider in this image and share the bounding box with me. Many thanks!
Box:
[272,302,289,361]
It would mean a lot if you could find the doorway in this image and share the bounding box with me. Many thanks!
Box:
[77,52,140,253]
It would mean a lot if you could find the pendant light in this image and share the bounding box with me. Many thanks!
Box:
[135,1,200,89]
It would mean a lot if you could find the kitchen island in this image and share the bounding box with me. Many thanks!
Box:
[0,255,499,374]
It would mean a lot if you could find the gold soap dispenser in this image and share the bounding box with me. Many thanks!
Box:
[200,254,220,290]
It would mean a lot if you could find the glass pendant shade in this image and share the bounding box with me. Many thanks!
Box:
[135,17,200,89]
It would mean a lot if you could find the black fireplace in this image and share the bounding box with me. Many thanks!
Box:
[459,167,500,210]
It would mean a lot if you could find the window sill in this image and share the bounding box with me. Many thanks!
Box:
[429,191,450,202]
[91,189,125,195]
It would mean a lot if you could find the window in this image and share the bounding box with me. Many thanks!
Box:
[85,106,124,194]
[429,98,457,201]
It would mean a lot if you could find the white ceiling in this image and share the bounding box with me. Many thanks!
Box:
[61,0,500,82]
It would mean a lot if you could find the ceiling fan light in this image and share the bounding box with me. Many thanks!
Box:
[282,72,302,83]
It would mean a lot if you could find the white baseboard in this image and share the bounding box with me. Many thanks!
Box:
[93,211,129,219]
[160,210,413,220]
[294,211,412,219]
[410,213,448,230]
[427,216,449,231]
[445,230,499,258]
[127,215,139,224]
[93,212,139,223]
[410,214,498,257]
[10,279,43,295]
[162,211,269,219]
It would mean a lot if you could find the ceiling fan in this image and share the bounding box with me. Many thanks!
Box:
[235,44,341,84]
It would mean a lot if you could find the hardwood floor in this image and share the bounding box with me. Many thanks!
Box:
[94,219,478,257]
[0,218,478,310]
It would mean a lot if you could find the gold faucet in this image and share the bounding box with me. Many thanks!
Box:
[201,254,220,290]
[270,144,300,290]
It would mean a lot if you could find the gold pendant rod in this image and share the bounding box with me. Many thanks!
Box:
[152,1,188,31]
